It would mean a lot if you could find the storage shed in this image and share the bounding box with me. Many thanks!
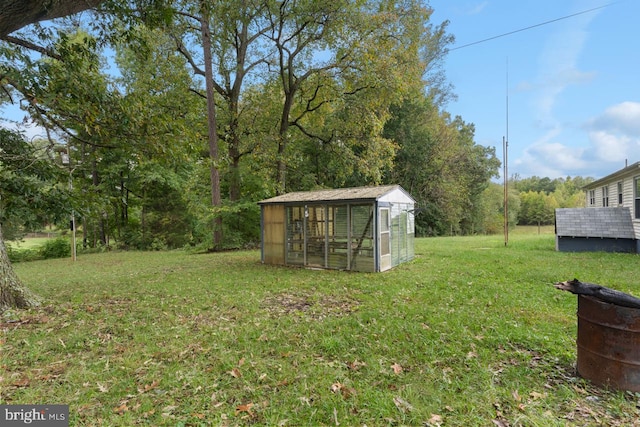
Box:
[555,207,638,253]
[258,185,415,272]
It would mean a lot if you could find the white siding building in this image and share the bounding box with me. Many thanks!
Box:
[583,161,640,238]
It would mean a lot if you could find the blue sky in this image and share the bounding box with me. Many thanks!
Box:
[430,0,640,180]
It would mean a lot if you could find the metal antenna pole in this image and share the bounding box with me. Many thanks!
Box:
[504,58,509,247]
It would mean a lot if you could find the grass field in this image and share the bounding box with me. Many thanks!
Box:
[2,232,640,426]
[6,237,58,251]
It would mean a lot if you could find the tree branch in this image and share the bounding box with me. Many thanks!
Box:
[0,0,103,37]
[1,35,62,60]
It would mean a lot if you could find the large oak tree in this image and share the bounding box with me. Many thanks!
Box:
[0,0,104,311]
[0,0,102,37]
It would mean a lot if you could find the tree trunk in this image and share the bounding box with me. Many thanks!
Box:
[555,279,640,309]
[0,0,103,37]
[275,94,294,195]
[200,3,223,249]
[0,222,40,312]
[228,132,241,201]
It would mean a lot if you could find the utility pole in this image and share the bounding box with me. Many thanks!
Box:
[61,145,77,261]
[504,58,509,247]
[503,136,508,247]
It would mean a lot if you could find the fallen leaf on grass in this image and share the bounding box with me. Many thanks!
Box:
[427,413,443,426]
[162,405,177,417]
[393,396,413,413]
[138,380,160,394]
[391,363,403,374]
[97,382,109,393]
[142,409,155,418]
[113,402,128,415]
[12,378,30,388]
[347,360,366,371]
[229,367,242,378]
[330,382,356,399]
[235,403,254,416]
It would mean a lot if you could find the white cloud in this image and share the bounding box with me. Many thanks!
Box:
[588,101,640,136]
[584,101,640,164]
[589,131,632,162]
[514,129,590,178]
[466,2,488,15]
[532,3,601,126]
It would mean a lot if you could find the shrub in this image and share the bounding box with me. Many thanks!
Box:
[38,237,71,259]
[7,246,40,263]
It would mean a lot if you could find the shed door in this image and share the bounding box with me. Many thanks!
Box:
[380,208,392,271]
[262,204,285,264]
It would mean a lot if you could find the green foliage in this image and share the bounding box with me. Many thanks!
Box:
[217,200,261,249]
[474,183,520,234]
[384,96,500,236]
[6,246,40,263]
[1,0,591,250]
[0,129,70,235]
[7,237,71,262]
[38,237,71,259]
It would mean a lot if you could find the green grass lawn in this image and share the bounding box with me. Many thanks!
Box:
[2,233,640,426]
[6,237,57,251]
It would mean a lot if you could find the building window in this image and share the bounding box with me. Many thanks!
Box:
[602,186,609,207]
[635,178,640,219]
[589,190,596,206]
[618,181,623,205]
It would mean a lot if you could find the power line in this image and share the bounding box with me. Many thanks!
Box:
[449,2,621,51]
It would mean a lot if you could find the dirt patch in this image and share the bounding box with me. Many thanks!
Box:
[262,292,360,320]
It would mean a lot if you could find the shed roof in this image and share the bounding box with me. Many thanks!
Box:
[555,207,636,239]
[258,184,413,205]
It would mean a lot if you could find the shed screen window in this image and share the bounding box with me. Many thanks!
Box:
[350,205,374,271]
[286,206,305,265]
[380,208,390,256]
[327,205,348,270]
[589,190,595,206]
[305,206,327,267]
[635,178,640,219]
[602,186,609,207]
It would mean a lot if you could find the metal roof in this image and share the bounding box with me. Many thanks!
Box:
[583,161,640,190]
[555,207,636,239]
[258,184,412,204]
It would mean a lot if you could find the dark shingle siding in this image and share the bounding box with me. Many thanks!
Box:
[555,207,636,239]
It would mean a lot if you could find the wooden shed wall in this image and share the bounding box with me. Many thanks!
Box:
[261,204,285,264]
